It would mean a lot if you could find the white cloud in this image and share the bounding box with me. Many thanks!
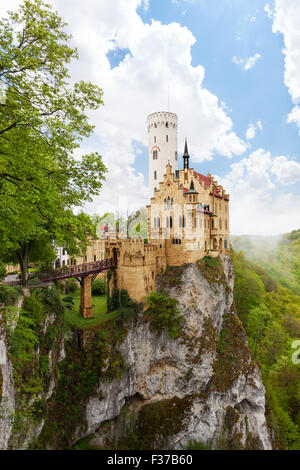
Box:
[232,53,262,71]
[287,105,300,134]
[217,149,300,235]
[264,3,274,19]
[244,53,262,70]
[271,155,300,184]
[245,120,263,140]
[273,0,300,134]
[250,16,256,23]
[246,124,256,140]
[43,0,246,216]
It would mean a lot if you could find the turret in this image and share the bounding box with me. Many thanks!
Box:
[147,111,178,197]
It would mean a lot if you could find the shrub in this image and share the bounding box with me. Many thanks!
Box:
[62,296,74,304]
[145,290,184,339]
[0,285,19,306]
[92,279,107,296]
[65,279,78,294]
[28,276,41,285]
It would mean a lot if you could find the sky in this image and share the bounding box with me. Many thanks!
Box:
[1,0,300,236]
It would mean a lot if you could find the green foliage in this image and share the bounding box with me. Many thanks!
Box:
[145,290,184,339]
[0,262,6,280]
[196,256,226,289]
[0,285,19,306]
[185,440,210,450]
[231,239,300,449]
[0,0,107,283]
[65,279,78,294]
[92,279,107,296]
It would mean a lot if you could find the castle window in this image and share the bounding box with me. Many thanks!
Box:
[166,217,169,228]
[94,255,96,261]
[164,199,167,209]
[224,239,228,249]
[220,219,222,230]
[154,123,157,128]
[154,136,156,143]
[166,122,169,128]
[154,171,157,180]
[175,151,178,161]
[166,135,168,142]
[183,215,186,228]
[193,195,196,202]
[167,196,170,208]
[85,255,87,262]
[225,219,228,230]
[170,216,173,228]
[153,150,158,160]
[179,215,182,228]
[158,217,160,228]
[171,198,174,209]
[205,241,207,251]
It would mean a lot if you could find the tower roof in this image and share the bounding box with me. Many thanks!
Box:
[185,179,198,195]
[183,138,190,158]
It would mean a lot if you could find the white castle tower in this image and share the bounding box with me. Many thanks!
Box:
[147,111,178,197]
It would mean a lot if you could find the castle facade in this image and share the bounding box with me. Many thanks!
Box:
[74,111,230,303]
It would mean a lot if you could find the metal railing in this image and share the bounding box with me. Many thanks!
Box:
[41,258,116,282]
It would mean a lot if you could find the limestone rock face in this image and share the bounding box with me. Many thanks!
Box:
[0,321,15,450]
[83,256,272,450]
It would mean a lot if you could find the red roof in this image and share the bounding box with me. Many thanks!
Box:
[213,186,223,199]
[194,171,211,187]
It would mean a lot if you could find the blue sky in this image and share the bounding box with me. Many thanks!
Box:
[1,0,300,235]
[133,0,299,185]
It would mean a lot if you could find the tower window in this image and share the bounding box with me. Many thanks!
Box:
[166,135,168,142]
[154,171,157,180]
[153,150,158,160]
[175,151,178,161]
[154,136,156,143]
[166,122,169,128]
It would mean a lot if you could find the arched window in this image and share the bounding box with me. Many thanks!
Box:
[179,215,182,228]
[170,216,173,228]
[154,136,156,143]
[166,216,169,228]
[166,122,169,128]
[193,195,196,202]
[167,196,170,208]
[166,135,168,142]
[153,150,158,160]
[154,170,157,180]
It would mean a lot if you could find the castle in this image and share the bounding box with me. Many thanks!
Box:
[74,111,230,305]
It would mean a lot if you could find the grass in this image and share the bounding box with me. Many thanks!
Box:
[63,289,120,329]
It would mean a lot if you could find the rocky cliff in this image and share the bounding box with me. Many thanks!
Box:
[0,256,272,450]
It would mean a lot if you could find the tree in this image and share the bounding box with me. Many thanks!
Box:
[0,0,107,283]
[246,304,272,359]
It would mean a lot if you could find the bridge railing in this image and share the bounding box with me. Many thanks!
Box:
[41,258,116,282]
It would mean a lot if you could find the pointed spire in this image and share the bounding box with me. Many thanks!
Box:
[183,138,190,170]
[183,138,189,157]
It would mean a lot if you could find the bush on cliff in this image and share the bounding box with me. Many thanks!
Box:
[145,290,184,339]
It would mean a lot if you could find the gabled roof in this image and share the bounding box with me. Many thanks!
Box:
[193,171,211,187]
